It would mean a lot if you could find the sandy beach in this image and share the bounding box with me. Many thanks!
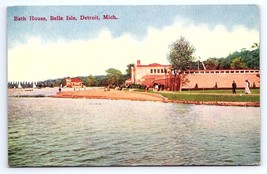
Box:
[51,88,260,107]
[52,88,166,102]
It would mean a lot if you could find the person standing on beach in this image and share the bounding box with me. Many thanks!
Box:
[245,80,251,94]
[59,83,62,93]
[232,81,237,94]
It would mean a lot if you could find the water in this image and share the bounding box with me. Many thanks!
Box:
[8,97,260,166]
[8,87,92,97]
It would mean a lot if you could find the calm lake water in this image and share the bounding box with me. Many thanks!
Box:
[8,96,260,166]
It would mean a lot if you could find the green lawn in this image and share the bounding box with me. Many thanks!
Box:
[131,88,260,102]
[179,88,260,94]
[157,92,260,102]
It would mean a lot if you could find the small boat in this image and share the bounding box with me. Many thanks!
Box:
[18,83,22,89]
[33,82,37,88]
[24,89,33,91]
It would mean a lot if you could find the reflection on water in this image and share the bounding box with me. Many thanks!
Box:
[8,97,260,166]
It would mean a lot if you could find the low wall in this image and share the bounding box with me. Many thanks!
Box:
[137,69,260,90]
[182,70,260,89]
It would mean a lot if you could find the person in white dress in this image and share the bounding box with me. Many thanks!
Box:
[245,80,251,94]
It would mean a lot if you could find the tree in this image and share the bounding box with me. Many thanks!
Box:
[230,57,248,69]
[125,63,134,79]
[251,43,259,49]
[167,36,195,91]
[61,79,66,87]
[248,43,260,69]
[204,58,220,70]
[88,74,96,86]
[216,45,259,70]
[95,75,107,86]
[106,68,123,85]
[167,36,196,71]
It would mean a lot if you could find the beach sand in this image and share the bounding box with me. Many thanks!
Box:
[51,88,260,107]
[52,88,165,102]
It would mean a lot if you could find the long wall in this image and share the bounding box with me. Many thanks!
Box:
[129,60,260,89]
[182,70,260,89]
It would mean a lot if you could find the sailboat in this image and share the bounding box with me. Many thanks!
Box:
[18,82,22,89]
[33,82,37,88]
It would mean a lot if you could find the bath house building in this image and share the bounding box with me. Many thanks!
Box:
[126,60,260,91]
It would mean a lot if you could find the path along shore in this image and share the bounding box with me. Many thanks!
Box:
[51,88,260,107]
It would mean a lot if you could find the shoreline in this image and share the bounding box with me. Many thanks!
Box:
[50,88,260,107]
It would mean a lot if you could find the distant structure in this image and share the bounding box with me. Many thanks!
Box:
[65,77,83,88]
[126,60,260,90]
[125,60,171,85]
[32,82,37,88]
[18,82,22,89]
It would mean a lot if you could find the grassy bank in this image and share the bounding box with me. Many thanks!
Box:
[180,88,260,94]
[158,92,259,102]
[132,88,260,103]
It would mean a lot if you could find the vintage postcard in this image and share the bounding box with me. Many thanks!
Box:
[8,5,260,167]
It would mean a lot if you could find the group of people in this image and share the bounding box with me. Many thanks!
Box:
[153,83,164,91]
[232,80,251,94]
[104,84,123,91]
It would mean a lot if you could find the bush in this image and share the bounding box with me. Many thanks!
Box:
[129,84,146,89]
[214,82,218,89]
[253,82,256,88]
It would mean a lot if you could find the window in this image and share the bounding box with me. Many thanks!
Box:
[161,69,164,73]
[157,69,160,73]
[150,69,153,73]
[154,69,156,73]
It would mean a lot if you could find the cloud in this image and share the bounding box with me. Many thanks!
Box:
[8,19,259,81]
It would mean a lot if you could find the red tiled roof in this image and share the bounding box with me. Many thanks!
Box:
[137,64,170,68]
[71,77,82,82]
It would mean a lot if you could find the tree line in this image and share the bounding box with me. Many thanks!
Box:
[8,79,64,89]
[81,66,133,87]
[169,37,259,71]
[8,66,132,89]
[201,44,259,70]
[167,36,259,91]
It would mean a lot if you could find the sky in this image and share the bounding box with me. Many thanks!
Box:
[7,5,259,81]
